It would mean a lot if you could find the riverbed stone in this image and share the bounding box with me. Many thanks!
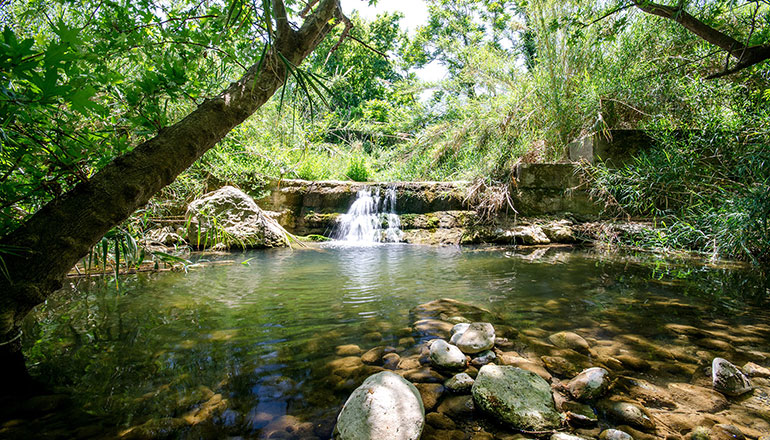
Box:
[335,371,424,440]
[549,331,591,354]
[430,340,467,371]
[615,354,651,371]
[496,352,552,381]
[563,401,598,426]
[667,382,728,413]
[542,355,578,377]
[445,373,474,393]
[362,346,387,365]
[743,362,770,378]
[551,433,590,440]
[402,367,446,383]
[414,319,454,338]
[336,344,362,356]
[471,365,560,430]
[382,353,400,370]
[437,395,475,418]
[454,322,495,354]
[411,298,499,324]
[599,429,633,440]
[598,400,655,431]
[711,424,746,440]
[425,412,456,429]
[186,186,286,248]
[567,367,611,401]
[712,357,753,396]
[414,383,445,412]
[471,350,497,367]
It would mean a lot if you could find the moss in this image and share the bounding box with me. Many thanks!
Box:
[304,234,331,242]
[425,213,440,229]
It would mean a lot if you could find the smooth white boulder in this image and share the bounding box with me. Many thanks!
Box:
[336,371,425,440]
[430,339,467,370]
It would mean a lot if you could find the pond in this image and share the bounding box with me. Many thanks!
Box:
[9,244,770,439]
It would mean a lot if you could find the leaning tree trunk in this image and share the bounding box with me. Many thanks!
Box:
[0,0,343,391]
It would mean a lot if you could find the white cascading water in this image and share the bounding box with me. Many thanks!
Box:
[334,188,403,244]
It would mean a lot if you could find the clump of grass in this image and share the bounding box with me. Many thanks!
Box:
[583,124,770,263]
[345,156,370,182]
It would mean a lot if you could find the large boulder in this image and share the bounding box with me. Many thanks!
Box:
[471,365,561,430]
[186,186,286,249]
[336,371,425,440]
[712,358,753,397]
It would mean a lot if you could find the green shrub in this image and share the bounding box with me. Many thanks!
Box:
[345,156,370,182]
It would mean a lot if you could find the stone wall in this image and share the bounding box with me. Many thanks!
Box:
[568,129,652,168]
[256,167,603,244]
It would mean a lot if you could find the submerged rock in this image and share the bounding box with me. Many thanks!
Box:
[336,344,362,356]
[411,298,499,324]
[567,367,611,401]
[471,350,497,367]
[382,353,400,370]
[743,362,770,378]
[551,433,591,440]
[445,373,474,393]
[430,340,467,371]
[454,322,495,354]
[712,358,753,396]
[471,365,561,431]
[437,395,475,419]
[562,401,598,427]
[548,331,591,354]
[186,186,286,248]
[336,371,424,440]
[414,383,445,412]
[598,400,655,431]
[599,429,633,440]
[711,424,746,440]
[542,355,578,377]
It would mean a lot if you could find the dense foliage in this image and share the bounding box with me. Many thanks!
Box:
[1,0,769,262]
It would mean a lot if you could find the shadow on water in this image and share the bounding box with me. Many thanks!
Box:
[1,245,768,438]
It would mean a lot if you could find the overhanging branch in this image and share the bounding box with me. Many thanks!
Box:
[631,0,770,77]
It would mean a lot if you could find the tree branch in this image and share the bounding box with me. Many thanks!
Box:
[632,0,743,54]
[0,0,344,372]
[273,0,292,39]
[631,0,770,76]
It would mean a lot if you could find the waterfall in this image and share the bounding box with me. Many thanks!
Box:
[333,188,403,243]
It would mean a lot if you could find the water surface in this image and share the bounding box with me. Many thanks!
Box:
[18,244,770,438]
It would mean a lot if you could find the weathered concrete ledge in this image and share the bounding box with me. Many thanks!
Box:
[256,179,471,236]
[254,172,605,243]
[258,179,469,214]
[514,163,599,217]
[568,129,652,168]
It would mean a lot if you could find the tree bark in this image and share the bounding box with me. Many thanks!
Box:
[0,0,344,391]
[632,0,770,77]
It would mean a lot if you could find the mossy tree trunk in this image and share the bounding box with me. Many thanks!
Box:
[0,0,344,391]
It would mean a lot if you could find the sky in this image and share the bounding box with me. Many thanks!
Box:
[338,0,447,82]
